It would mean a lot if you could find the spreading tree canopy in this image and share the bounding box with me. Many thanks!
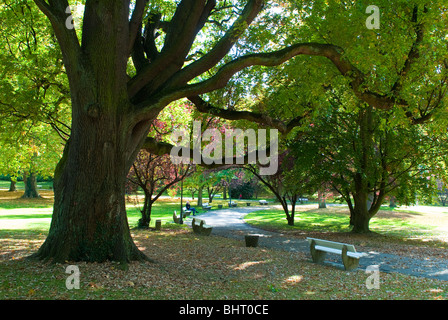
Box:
[15,0,447,262]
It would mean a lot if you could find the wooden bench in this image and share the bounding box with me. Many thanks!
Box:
[192,218,213,236]
[306,237,367,271]
[259,200,268,205]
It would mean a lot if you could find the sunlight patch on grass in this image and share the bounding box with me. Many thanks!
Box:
[233,260,268,271]
[245,207,438,239]
[283,275,303,284]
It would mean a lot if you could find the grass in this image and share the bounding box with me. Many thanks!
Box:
[0,180,54,191]
[244,206,436,236]
[1,190,448,301]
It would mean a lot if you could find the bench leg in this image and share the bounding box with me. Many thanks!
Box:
[201,228,212,236]
[342,245,360,271]
[310,240,326,264]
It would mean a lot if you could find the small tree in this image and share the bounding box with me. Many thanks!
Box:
[295,105,448,233]
[247,150,316,226]
[127,150,191,228]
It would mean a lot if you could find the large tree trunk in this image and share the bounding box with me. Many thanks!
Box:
[138,192,153,229]
[351,208,372,233]
[32,113,148,263]
[8,180,17,192]
[350,189,384,233]
[318,190,326,208]
[30,2,154,264]
[350,204,372,233]
[21,172,41,198]
[197,186,203,207]
[350,187,371,233]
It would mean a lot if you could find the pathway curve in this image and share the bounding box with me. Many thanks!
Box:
[185,206,448,281]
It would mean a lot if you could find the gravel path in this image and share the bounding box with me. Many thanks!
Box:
[185,207,448,281]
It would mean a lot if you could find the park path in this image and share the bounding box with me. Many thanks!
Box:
[185,206,448,281]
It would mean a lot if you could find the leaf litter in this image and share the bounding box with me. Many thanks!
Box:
[1,228,448,300]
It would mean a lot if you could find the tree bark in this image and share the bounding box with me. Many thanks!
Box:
[8,180,17,192]
[350,206,372,233]
[197,185,203,207]
[21,172,41,198]
[318,190,326,208]
[31,117,149,263]
[138,191,153,228]
[288,196,298,226]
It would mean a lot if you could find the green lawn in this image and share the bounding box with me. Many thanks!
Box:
[0,189,241,231]
[244,207,437,237]
[0,194,180,232]
[0,180,54,190]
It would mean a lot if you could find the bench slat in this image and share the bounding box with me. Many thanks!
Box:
[314,245,342,255]
[313,245,365,259]
[307,237,356,252]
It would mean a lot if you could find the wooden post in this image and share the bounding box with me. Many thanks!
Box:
[245,234,259,247]
[155,220,162,231]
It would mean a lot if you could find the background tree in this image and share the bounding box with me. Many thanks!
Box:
[292,103,448,233]
[246,148,316,226]
[238,0,448,232]
[0,1,69,197]
[127,150,191,228]
[0,120,63,198]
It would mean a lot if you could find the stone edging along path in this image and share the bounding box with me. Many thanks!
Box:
[185,206,448,282]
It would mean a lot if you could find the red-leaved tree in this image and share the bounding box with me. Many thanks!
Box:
[127,149,191,228]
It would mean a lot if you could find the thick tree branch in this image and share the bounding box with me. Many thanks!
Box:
[33,0,81,79]
[391,5,427,95]
[164,0,265,89]
[130,42,390,124]
[141,134,275,170]
[188,95,306,135]
[148,43,405,113]
[128,0,149,55]
[141,137,174,156]
[142,13,163,62]
[127,0,211,99]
